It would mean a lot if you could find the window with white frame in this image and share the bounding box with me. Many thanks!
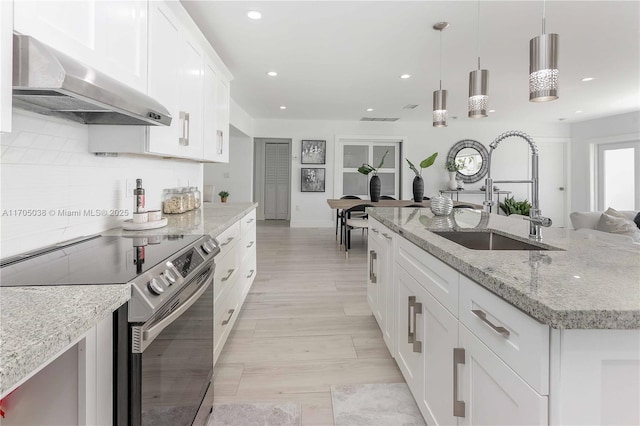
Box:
[597,140,640,211]
[335,138,402,199]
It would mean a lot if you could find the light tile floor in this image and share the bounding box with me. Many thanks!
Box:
[213,221,404,426]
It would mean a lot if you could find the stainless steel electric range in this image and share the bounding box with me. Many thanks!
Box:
[0,233,220,426]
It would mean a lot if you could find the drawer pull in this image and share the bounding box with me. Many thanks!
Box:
[247,269,255,278]
[246,218,254,224]
[408,296,423,353]
[221,309,235,325]
[382,233,392,240]
[472,309,510,338]
[246,241,255,248]
[371,228,379,233]
[221,269,235,282]
[453,348,466,417]
[369,250,377,283]
[220,237,234,246]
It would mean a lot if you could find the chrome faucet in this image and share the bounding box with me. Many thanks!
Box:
[483,130,552,241]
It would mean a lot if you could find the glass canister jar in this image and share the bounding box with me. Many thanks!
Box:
[191,186,201,209]
[163,188,187,214]
[184,187,196,211]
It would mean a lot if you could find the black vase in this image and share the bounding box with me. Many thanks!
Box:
[369,175,381,202]
[412,176,424,202]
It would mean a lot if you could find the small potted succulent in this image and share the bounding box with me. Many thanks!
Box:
[218,190,230,203]
[406,152,438,202]
[445,159,466,190]
[357,150,389,202]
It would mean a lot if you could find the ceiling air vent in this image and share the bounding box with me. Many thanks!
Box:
[403,104,419,110]
[360,117,400,122]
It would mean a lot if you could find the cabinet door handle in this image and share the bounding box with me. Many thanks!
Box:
[410,297,423,353]
[179,111,189,146]
[220,237,234,246]
[217,129,224,154]
[246,241,255,248]
[246,218,254,224]
[472,309,510,338]
[453,348,466,417]
[221,269,235,282]
[246,269,255,279]
[369,250,377,283]
[221,309,235,325]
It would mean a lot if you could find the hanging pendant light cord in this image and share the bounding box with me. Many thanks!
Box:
[542,0,546,34]
[439,28,443,90]
[477,0,481,70]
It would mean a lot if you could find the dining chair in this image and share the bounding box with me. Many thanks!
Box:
[342,204,373,258]
[380,195,396,200]
[423,196,431,200]
[336,195,361,243]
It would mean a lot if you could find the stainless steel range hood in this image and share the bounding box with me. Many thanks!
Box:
[12,34,171,126]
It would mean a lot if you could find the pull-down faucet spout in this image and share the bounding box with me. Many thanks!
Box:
[483,130,552,241]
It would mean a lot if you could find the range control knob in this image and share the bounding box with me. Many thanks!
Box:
[202,241,213,254]
[164,269,177,284]
[147,278,164,295]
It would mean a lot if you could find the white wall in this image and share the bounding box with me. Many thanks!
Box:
[1,111,202,257]
[253,118,570,227]
[203,126,254,203]
[230,98,254,139]
[570,111,640,212]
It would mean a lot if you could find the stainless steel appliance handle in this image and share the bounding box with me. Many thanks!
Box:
[453,348,466,417]
[141,272,212,350]
[472,309,510,337]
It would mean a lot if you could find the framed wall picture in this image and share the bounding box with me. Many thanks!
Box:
[301,140,326,164]
[301,168,326,192]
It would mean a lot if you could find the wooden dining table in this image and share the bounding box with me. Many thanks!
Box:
[326,199,430,210]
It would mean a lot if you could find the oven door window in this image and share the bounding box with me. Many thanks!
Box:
[140,279,213,426]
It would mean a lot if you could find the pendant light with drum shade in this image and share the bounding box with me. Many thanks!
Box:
[468,1,489,118]
[529,0,559,102]
[433,22,449,127]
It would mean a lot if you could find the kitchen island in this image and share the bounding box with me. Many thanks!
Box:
[365,206,640,425]
[0,202,257,423]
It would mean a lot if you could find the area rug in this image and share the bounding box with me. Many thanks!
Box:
[209,402,301,426]
[331,383,426,426]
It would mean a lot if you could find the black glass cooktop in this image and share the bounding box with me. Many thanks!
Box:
[0,234,203,287]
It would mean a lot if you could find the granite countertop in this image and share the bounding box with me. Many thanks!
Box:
[369,207,640,329]
[0,284,130,397]
[0,202,258,397]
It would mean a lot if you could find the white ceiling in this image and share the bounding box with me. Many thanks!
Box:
[181,1,640,124]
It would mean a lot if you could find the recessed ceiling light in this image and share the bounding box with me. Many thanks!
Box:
[279,106,287,110]
[400,74,411,79]
[247,11,262,20]
[580,77,595,82]
[366,108,373,112]
[266,71,278,77]
[575,110,583,114]
[489,109,496,113]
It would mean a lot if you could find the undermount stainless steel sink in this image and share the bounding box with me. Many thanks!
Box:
[433,231,552,251]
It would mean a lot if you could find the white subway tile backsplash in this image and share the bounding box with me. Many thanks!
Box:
[1,111,203,257]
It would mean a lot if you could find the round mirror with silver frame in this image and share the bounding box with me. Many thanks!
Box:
[446,139,489,183]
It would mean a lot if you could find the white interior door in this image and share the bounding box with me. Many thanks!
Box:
[537,140,568,227]
[264,143,290,220]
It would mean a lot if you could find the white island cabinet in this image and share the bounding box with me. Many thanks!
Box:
[88,0,231,162]
[367,208,640,426]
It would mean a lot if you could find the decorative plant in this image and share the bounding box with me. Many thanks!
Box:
[499,196,532,216]
[218,190,230,202]
[406,152,438,177]
[445,158,466,172]
[358,150,389,176]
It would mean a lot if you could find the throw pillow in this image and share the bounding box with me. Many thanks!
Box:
[635,211,640,230]
[597,207,640,242]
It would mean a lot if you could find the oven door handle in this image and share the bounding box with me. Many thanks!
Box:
[138,272,212,353]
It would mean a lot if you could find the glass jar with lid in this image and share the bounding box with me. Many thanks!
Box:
[162,188,187,214]
[184,187,196,211]
[191,186,201,209]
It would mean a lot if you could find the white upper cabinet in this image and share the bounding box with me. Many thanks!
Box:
[88,0,232,162]
[1,0,12,133]
[13,0,148,92]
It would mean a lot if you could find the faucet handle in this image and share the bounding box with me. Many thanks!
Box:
[523,215,552,227]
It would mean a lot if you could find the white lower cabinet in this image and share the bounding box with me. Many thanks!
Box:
[457,325,548,425]
[213,208,257,365]
[374,234,551,426]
